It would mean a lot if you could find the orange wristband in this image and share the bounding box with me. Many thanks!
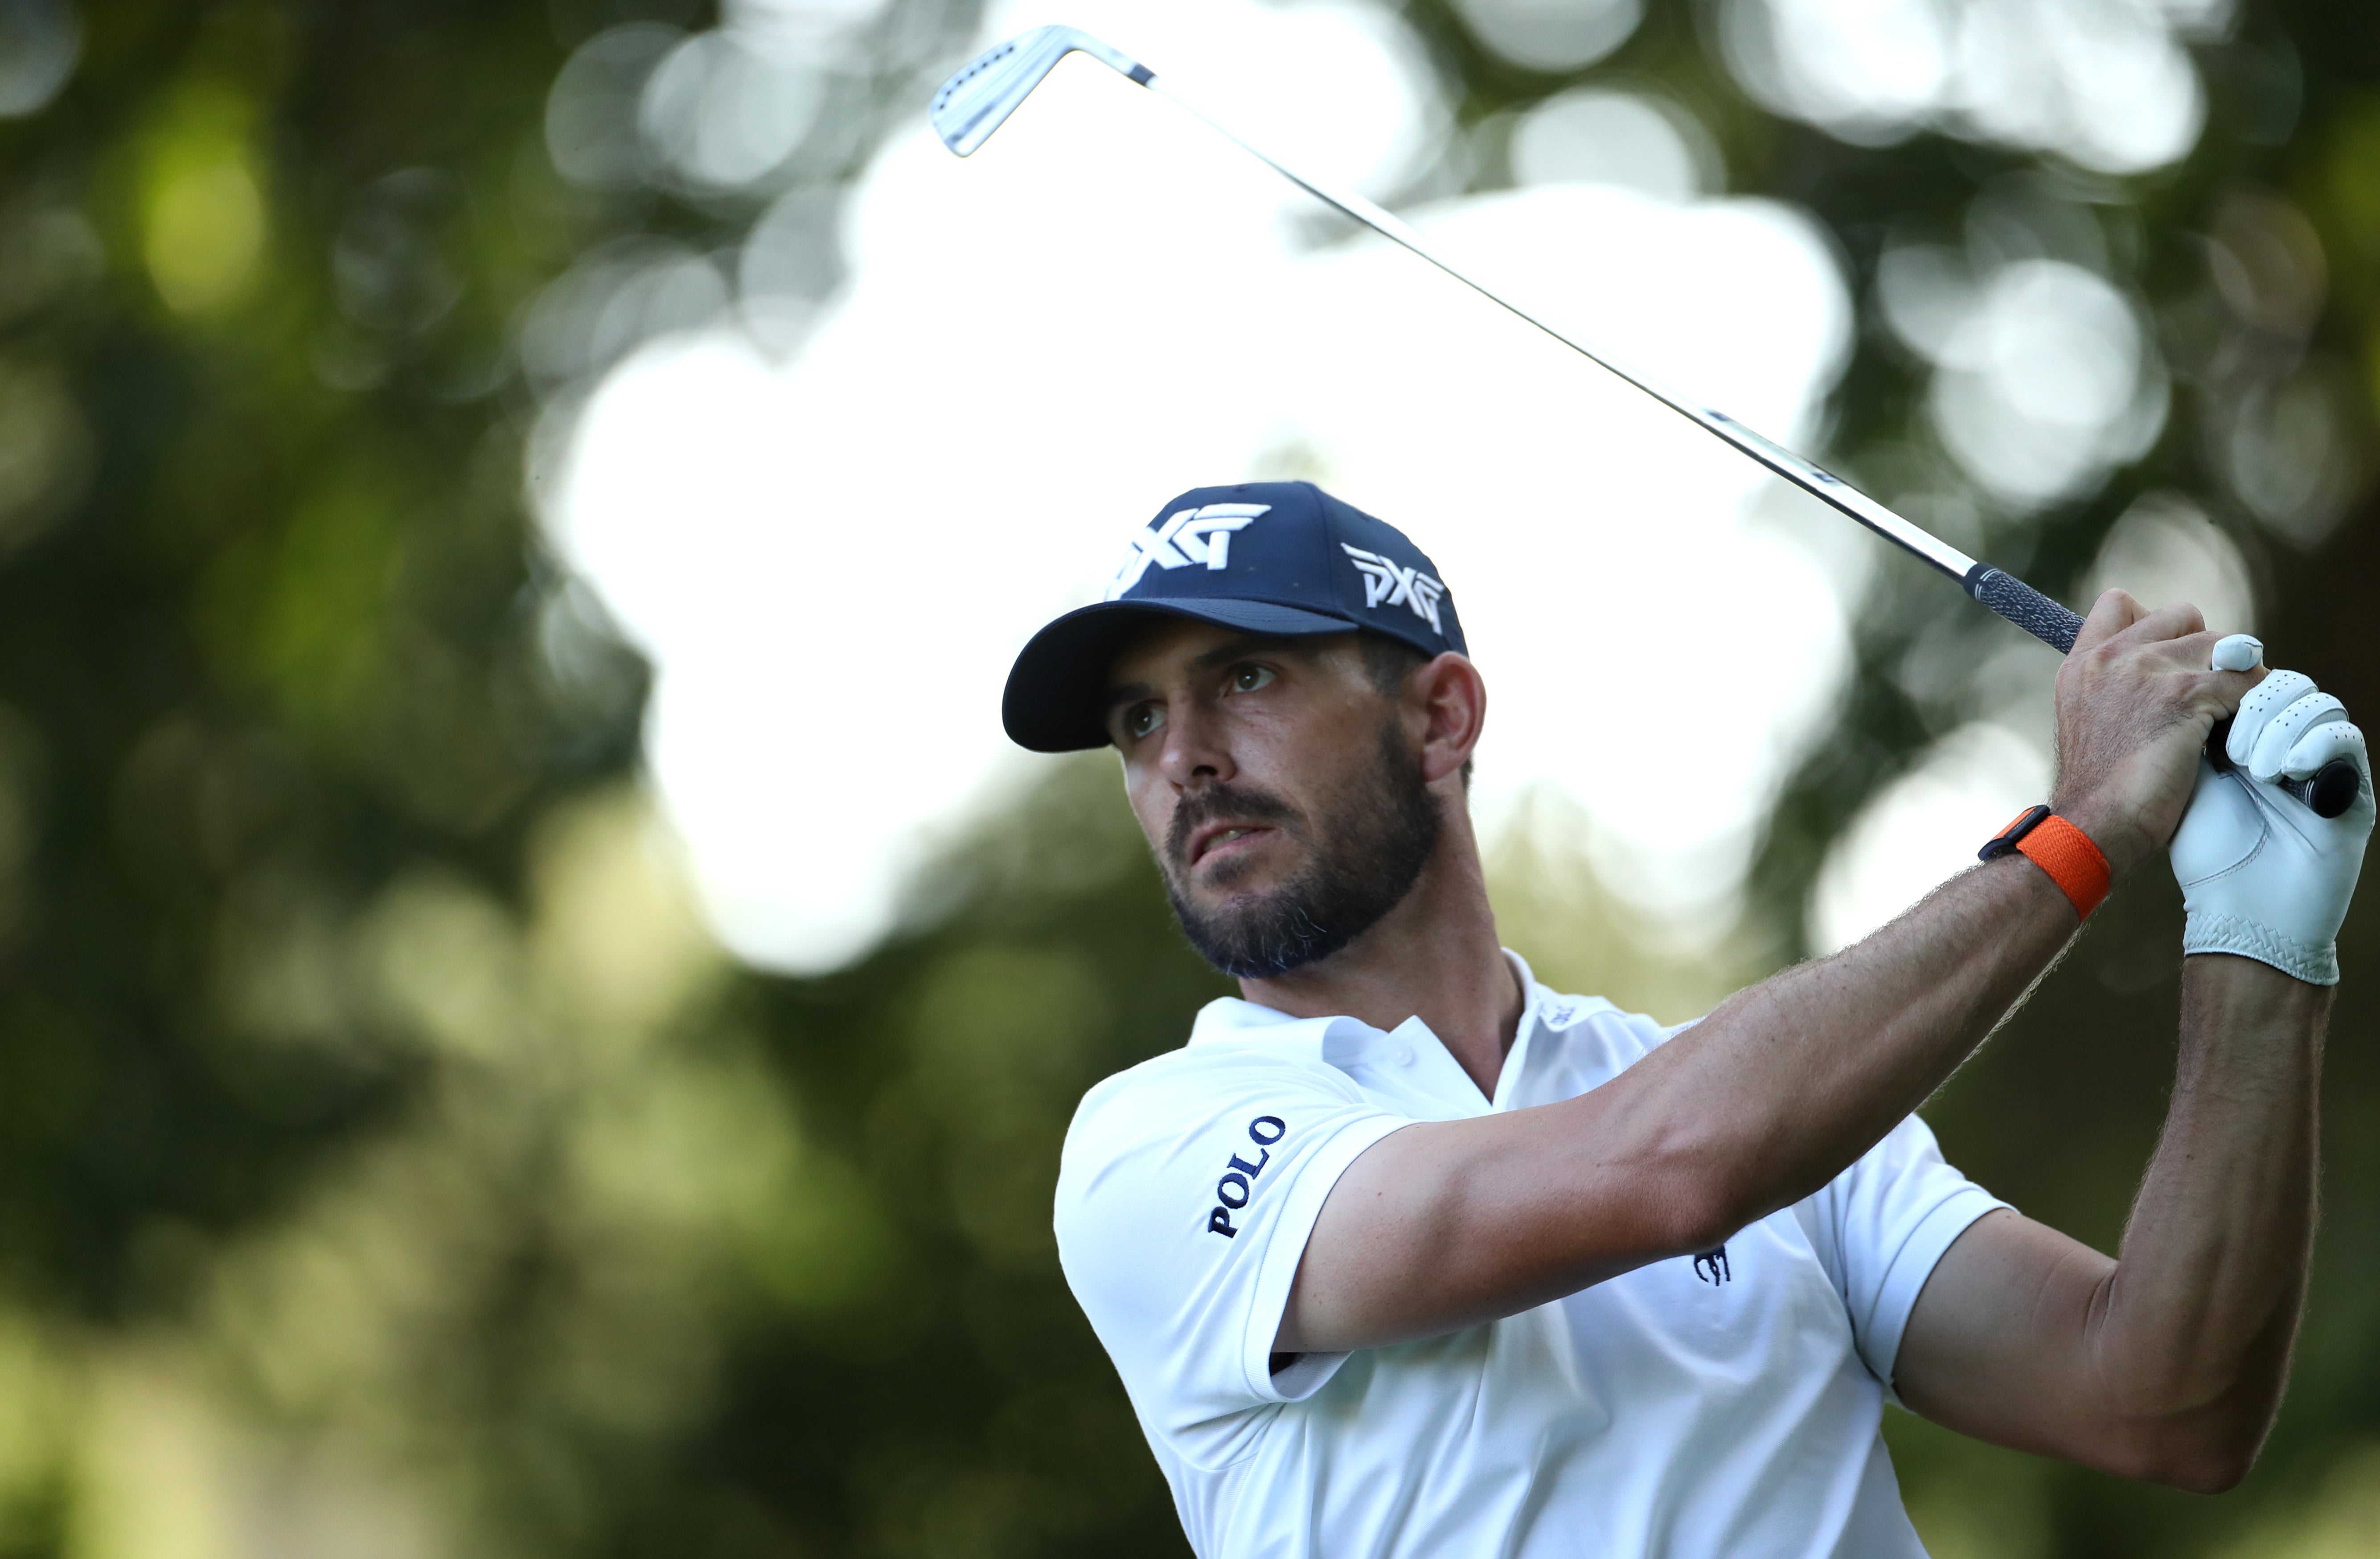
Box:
[1979,805,2111,921]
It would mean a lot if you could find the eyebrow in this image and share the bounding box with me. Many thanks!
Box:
[1102,635,1312,715]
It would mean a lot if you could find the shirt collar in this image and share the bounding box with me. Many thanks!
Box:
[1191,950,1546,1036]
[1186,951,1554,1109]
[1491,949,1546,1111]
[1186,996,1304,1042]
[1184,999,1370,1069]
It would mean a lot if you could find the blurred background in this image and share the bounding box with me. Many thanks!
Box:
[0,0,2376,1553]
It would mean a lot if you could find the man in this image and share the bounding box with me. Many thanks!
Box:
[1005,481,2371,1557]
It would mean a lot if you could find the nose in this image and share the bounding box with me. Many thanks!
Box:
[1157,700,1235,790]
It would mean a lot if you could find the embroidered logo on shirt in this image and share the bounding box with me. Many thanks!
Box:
[1207,1115,1286,1238]
[1693,1244,1732,1284]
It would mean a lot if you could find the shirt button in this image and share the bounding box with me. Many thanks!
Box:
[1393,1047,1415,1066]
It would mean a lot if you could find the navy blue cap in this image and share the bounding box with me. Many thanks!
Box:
[1002,481,1467,753]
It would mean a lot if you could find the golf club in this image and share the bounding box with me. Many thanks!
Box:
[931,26,2360,819]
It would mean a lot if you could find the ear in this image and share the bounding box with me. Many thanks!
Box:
[1409,652,1486,786]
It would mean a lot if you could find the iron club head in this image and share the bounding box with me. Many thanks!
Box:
[930,25,1154,156]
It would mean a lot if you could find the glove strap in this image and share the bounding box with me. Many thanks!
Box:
[1979,805,2111,921]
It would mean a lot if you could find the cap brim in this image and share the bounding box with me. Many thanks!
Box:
[1002,597,1357,753]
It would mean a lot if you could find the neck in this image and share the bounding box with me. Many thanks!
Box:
[1237,800,1522,1101]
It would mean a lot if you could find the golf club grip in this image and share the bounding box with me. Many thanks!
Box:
[2204,718,2362,818]
[1963,567,2356,818]
[1963,566,2082,653]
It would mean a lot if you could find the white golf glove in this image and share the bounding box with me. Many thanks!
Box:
[2171,635,2375,985]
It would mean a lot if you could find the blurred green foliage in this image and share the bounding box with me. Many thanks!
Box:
[0,0,2377,1555]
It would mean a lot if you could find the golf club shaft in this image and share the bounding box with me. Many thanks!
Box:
[1149,88,1986,587]
[1144,78,2355,817]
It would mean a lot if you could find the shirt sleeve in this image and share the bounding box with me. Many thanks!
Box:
[1054,1048,1412,1469]
[1800,1110,2010,1402]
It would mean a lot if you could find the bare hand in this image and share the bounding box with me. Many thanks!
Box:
[2049,590,2261,879]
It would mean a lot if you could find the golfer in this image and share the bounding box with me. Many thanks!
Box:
[1007,481,2372,1557]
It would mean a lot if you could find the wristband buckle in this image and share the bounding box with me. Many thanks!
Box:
[1978,804,2054,861]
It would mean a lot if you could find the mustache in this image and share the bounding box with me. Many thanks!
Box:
[1165,784,1303,869]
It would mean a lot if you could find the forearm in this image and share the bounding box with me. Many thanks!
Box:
[1612,850,2079,1232]
[2085,956,2327,1477]
[1897,955,2329,1487]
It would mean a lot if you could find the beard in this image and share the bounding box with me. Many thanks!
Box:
[1160,717,1442,980]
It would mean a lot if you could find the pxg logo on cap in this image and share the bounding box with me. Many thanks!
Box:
[1106,503,1271,598]
[1000,481,1465,753]
[1339,543,1448,636]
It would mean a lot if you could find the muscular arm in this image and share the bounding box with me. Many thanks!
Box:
[1893,955,2328,1492]
[1276,852,2077,1354]
[1279,593,2253,1359]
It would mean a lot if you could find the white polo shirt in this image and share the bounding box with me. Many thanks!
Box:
[1054,954,2006,1559]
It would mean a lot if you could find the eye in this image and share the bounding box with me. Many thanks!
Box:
[1124,703,1165,741]
[1231,664,1277,694]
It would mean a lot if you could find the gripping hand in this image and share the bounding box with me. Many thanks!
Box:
[2171,637,2375,985]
